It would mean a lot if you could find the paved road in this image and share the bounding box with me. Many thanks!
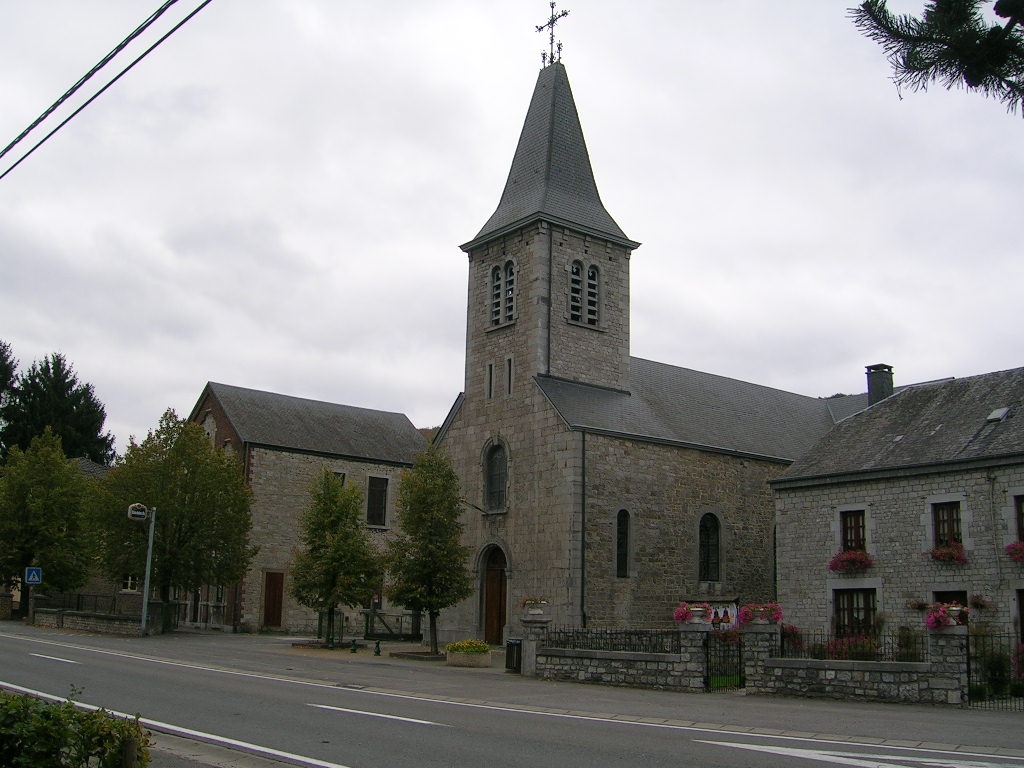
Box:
[2,621,1023,768]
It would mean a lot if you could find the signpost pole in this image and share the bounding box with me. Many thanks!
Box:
[140,508,156,635]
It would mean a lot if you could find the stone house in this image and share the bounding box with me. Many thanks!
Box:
[188,382,426,632]
[772,365,1024,639]
[434,61,866,644]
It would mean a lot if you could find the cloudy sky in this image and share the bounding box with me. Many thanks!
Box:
[1,1,1021,454]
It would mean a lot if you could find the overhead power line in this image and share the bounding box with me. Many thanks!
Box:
[0,0,214,182]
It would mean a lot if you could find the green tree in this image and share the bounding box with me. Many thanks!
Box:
[0,428,92,614]
[92,409,254,631]
[291,468,382,647]
[0,350,115,464]
[384,445,472,654]
[0,341,15,407]
[851,0,1024,114]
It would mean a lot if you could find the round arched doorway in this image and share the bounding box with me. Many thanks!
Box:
[482,546,507,644]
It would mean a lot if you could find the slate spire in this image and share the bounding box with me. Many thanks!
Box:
[462,62,638,251]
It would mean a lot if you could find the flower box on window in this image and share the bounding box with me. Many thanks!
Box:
[926,541,967,564]
[827,549,873,573]
[1005,541,1024,565]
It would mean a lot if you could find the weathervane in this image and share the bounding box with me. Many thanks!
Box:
[537,1,569,66]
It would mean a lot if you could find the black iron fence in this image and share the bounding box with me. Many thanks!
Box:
[967,633,1024,711]
[779,627,927,663]
[35,593,118,615]
[705,631,743,691]
[545,627,681,654]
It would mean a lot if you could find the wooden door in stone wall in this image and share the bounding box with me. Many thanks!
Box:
[263,571,284,629]
[483,548,507,644]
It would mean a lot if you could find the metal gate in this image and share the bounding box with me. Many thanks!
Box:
[967,633,1024,711]
[705,631,744,691]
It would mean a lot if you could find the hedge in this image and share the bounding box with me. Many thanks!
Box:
[0,689,151,767]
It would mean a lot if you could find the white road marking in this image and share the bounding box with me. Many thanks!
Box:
[30,653,79,664]
[308,702,446,726]
[0,682,355,768]
[699,740,1023,768]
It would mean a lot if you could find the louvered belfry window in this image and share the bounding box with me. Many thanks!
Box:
[491,261,515,325]
[570,261,599,325]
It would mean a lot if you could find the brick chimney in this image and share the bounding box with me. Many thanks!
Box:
[866,363,894,406]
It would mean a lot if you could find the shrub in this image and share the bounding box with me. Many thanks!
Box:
[444,639,490,654]
[0,691,151,767]
[781,624,803,653]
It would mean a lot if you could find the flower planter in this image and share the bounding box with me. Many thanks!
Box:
[446,650,492,667]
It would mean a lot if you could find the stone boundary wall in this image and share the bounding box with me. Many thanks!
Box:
[0,594,11,620]
[34,608,146,636]
[525,620,970,706]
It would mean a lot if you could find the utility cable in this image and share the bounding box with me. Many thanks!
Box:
[0,0,182,163]
[0,0,214,182]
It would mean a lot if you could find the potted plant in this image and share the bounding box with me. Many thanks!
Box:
[672,601,713,623]
[445,638,492,667]
[520,597,548,615]
[927,541,967,564]
[827,549,874,573]
[924,601,969,630]
[738,601,783,625]
[1005,541,1024,565]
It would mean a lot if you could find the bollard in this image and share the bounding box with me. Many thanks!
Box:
[121,737,138,768]
[374,640,381,656]
[350,639,358,653]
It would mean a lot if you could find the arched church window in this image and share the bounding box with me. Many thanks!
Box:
[570,261,599,325]
[699,513,721,582]
[485,444,507,510]
[616,509,630,578]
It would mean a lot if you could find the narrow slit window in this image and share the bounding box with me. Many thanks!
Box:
[505,357,513,395]
[616,509,630,578]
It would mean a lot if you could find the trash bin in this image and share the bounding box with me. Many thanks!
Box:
[505,638,522,673]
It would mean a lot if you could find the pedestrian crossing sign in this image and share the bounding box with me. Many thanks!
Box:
[24,567,42,585]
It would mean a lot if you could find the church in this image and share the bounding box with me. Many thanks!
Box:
[434,58,864,644]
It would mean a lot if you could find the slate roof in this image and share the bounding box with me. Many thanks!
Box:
[535,357,855,463]
[198,382,426,465]
[776,366,1024,483]
[462,62,638,251]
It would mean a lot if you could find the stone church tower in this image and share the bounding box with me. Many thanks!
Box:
[437,60,851,644]
[438,60,640,642]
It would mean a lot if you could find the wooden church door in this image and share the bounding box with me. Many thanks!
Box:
[483,547,507,644]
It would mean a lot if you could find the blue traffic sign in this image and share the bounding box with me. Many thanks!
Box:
[24,567,42,585]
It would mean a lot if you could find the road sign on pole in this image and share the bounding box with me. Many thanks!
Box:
[128,503,148,521]
[24,567,42,585]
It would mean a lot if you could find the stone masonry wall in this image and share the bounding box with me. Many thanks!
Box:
[241,446,408,633]
[775,464,1024,636]
[583,435,784,628]
[529,622,971,705]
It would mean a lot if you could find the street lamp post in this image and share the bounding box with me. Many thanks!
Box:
[128,503,156,635]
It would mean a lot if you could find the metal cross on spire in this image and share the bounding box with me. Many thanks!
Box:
[537,1,570,66]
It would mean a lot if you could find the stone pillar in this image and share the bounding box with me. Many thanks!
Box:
[519,615,552,677]
[678,623,713,693]
[927,625,968,706]
[0,593,11,620]
[741,622,781,694]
